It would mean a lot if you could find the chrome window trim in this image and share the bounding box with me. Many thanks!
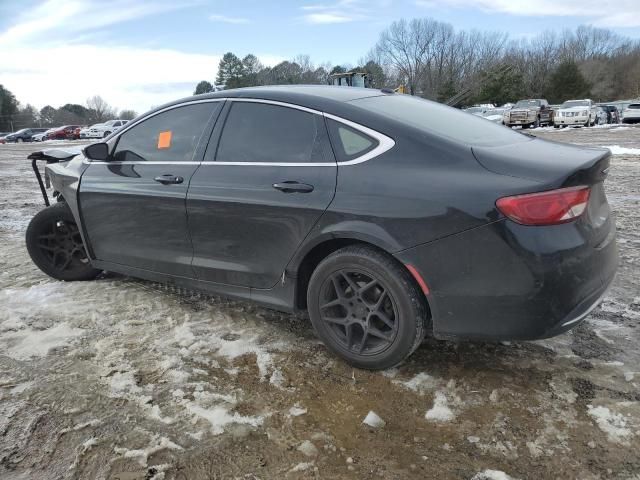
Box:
[84,97,395,167]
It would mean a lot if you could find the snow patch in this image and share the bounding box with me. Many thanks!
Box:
[114,436,183,467]
[2,323,84,360]
[471,470,518,480]
[601,145,640,155]
[425,391,454,422]
[588,405,633,443]
[186,404,264,435]
[290,461,314,472]
[396,372,437,393]
[288,404,307,417]
[297,439,319,457]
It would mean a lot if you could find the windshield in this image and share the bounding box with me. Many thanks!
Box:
[514,100,541,108]
[350,94,531,147]
[14,129,28,134]
[561,100,589,108]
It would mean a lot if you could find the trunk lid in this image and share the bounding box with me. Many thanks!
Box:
[472,138,610,188]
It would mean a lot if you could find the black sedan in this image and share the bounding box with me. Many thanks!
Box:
[25,86,617,369]
[2,127,49,143]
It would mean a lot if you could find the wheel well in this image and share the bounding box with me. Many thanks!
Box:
[295,238,367,310]
[294,238,431,315]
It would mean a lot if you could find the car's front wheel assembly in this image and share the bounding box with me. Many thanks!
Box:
[26,203,100,281]
[307,245,428,370]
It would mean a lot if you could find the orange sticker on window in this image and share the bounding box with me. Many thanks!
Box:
[157,131,172,149]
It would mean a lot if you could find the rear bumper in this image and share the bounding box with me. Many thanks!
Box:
[394,217,618,341]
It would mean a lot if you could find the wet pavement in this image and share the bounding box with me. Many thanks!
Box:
[0,126,639,480]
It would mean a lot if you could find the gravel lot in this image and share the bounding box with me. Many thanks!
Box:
[1,126,639,480]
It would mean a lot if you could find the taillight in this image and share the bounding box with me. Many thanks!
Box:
[496,186,591,226]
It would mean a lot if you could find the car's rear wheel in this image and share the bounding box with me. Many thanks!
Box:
[26,203,100,281]
[17,138,23,143]
[307,245,428,370]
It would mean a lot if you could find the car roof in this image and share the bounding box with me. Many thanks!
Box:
[155,85,388,115]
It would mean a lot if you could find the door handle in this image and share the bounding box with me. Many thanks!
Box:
[272,181,314,193]
[154,174,184,185]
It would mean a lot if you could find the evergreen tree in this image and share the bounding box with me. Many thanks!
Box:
[215,52,245,89]
[194,80,214,95]
[546,61,591,104]
[39,105,57,126]
[363,61,386,88]
[242,54,263,87]
[0,84,19,131]
[475,65,525,106]
[119,109,138,120]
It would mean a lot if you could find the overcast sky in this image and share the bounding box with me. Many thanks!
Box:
[1,0,640,114]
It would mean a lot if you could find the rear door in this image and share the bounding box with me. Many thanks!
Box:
[186,100,337,288]
[79,100,223,276]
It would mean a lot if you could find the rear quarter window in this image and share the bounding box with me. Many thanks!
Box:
[326,119,378,162]
[351,95,531,147]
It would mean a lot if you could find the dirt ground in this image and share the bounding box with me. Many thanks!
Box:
[0,125,639,480]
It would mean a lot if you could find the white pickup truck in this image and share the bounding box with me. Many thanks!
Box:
[79,119,129,139]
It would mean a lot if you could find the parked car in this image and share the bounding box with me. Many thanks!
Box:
[79,123,103,139]
[621,103,640,124]
[593,107,608,125]
[480,107,508,123]
[69,126,86,140]
[46,125,82,140]
[554,99,598,127]
[0,132,12,143]
[1,127,49,143]
[503,99,554,128]
[80,119,129,139]
[597,104,621,124]
[25,86,618,369]
[33,128,57,142]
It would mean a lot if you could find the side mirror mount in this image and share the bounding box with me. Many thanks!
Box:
[83,142,109,161]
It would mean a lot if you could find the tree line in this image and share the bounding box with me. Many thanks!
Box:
[0,89,137,132]
[195,20,640,106]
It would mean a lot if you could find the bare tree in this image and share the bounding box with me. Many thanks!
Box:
[86,95,115,123]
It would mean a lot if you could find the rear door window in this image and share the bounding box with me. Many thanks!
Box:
[215,102,324,163]
[113,103,219,162]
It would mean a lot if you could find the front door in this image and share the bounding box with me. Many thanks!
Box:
[187,100,337,289]
[79,101,222,276]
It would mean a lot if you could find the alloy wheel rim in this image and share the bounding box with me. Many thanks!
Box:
[36,219,89,271]
[319,269,398,356]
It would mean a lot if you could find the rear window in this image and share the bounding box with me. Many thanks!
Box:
[629,104,640,109]
[351,95,530,147]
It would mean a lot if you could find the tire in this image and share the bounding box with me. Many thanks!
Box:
[17,138,24,143]
[533,117,540,128]
[307,245,428,370]
[554,125,560,129]
[26,203,100,281]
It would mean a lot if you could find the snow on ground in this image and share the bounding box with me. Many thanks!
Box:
[601,145,640,155]
[471,470,518,480]
[588,405,635,444]
[425,391,455,422]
